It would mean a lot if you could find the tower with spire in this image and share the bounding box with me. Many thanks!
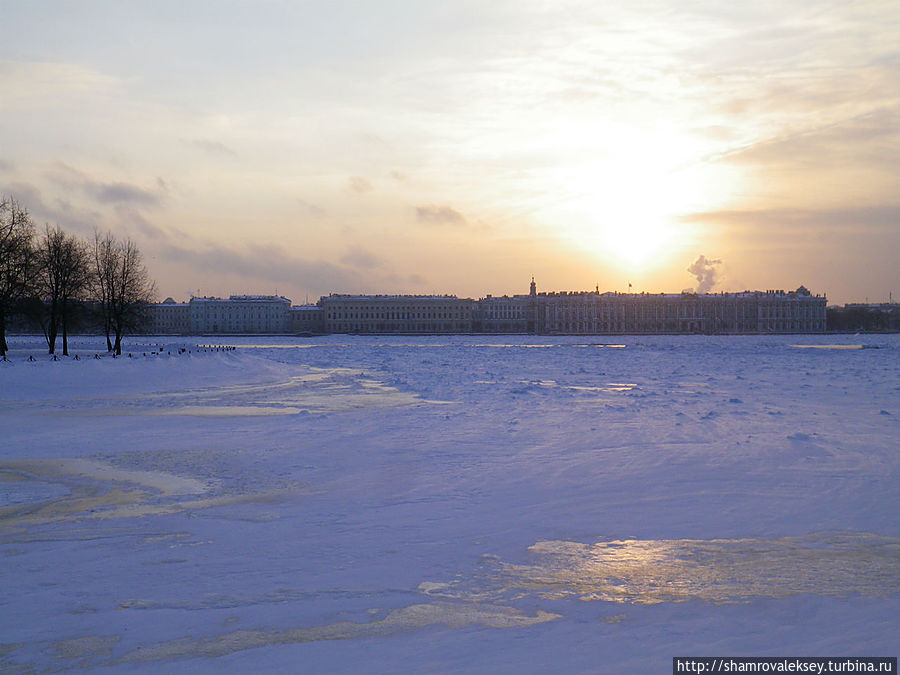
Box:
[528,276,537,332]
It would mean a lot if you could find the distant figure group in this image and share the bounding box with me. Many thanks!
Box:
[0,344,236,364]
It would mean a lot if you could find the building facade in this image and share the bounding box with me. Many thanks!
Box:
[189,295,291,333]
[147,283,827,335]
[149,295,291,334]
[290,305,325,334]
[476,294,532,333]
[319,294,475,334]
[530,287,826,334]
[148,298,190,334]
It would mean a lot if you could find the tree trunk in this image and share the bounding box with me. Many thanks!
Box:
[46,300,59,354]
[48,322,57,354]
[103,313,112,351]
[114,329,122,356]
[62,313,69,356]
[0,314,7,357]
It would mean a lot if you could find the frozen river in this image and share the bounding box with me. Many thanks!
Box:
[1,334,898,672]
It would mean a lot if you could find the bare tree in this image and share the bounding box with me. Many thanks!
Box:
[35,225,90,355]
[92,232,156,355]
[0,196,35,357]
[91,230,117,352]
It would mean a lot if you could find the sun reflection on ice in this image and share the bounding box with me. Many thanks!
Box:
[422,533,900,606]
[504,534,900,604]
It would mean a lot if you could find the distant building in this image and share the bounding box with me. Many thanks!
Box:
[290,305,325,334]
[148,298,190,334]
[476,294,531,333]
[149,295,291,334]
[146,282,827,335]
[531,287,826,334]
[188,295,291,333]
[319,294,475,334]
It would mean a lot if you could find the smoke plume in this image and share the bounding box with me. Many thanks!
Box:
[687,255,722,293]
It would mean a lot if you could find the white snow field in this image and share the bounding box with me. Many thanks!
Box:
[1,334,898,673]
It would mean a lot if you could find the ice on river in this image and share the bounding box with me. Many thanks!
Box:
[1,333,898,673]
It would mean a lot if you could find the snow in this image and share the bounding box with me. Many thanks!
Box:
[1,333,898,673]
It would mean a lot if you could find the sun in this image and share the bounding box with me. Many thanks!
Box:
[537,122,734,275]
[593,198,678,269]
[558,162,692,273]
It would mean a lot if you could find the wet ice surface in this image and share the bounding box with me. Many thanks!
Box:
[0,334,898,672]
[421,533,900,605]
[3,360,434,417]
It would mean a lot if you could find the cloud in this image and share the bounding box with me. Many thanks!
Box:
[155,240,360,297]
[0,181,100,233]
[113,205,167,240]
[712,108,900,172]
[298,199,326,217]
[43,162,166,208]
[415,205,466,226]
[4,166,171,240]
[92,182,162,207]
[185,139,238,158]
[340,245,382,269]
[687,255,722,294]
[684,205,900,233]
[43,162,93,189]
[381,270,429,288]
[0,181,50,216]
[348,176,373,194]
[0,60,118,110]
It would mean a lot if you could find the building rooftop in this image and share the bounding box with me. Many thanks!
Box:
[324,294,469,301]
[188,295,291,303]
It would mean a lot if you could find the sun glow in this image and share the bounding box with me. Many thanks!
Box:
[542,123,734,275]
[588,191,680,269]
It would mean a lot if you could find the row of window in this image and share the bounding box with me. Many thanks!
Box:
[328,312,464,320]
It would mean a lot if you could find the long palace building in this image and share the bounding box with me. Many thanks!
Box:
[149,281,827,335]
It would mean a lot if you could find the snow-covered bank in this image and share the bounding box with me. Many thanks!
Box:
[1,334,898,672]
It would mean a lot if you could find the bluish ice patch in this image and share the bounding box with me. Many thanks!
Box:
[0,470,70,507]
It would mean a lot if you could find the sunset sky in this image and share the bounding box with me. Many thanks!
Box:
[2,0,898,305]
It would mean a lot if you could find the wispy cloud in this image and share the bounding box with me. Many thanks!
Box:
[0,180,101,233]
[44,162,166,208]
[156,240,360,296]
[708,108,900,171]
[184,139,239,158]
[0,181,50,216]
[92,182,162,207]
[298,199,326,217]
[0,60,119,110]
[415,205,466,226]
[684,205,900,232]
[113,205,167,240]
[348,176,373,194]
[340,245,382,269]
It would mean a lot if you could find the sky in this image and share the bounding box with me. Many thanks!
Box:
[1,0,898,305]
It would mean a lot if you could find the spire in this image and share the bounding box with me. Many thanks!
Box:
[530,276,536,296]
